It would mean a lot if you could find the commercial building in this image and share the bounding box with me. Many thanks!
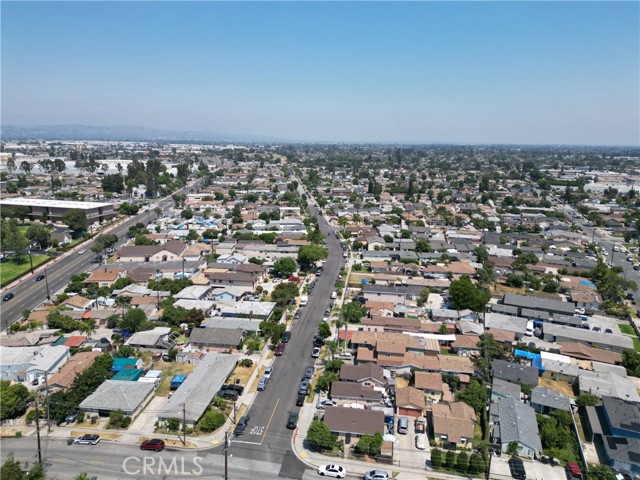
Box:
[0,198,115,224]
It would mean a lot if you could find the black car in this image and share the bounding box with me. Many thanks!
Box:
[286,412,299,429]
[35,274,45,282]
[508,457,526,480]
[218,389,239,401]
[234,415,250,435]
[283,331,292,343]
[2,292,14,302]
[294,310,301,319]
[296,394,306,406]
[313,335,324,347]
[223,384,244,394]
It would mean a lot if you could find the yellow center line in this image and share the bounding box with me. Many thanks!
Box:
[260,398,280,445]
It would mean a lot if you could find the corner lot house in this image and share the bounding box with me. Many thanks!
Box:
[0,345,70,383]
[323,406,385,445]
[490,396,542,458]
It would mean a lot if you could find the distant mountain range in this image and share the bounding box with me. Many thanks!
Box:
[0,124,291,143]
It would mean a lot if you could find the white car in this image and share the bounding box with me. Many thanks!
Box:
[78,249,86,254]
[74,434,100,445]
[316,399,337,409]
[264,367,273,379]
[322,317,329,323]
[415,433,427,450]
[317,464,346,478]
[311,347,321,358]
[575,308,586,315]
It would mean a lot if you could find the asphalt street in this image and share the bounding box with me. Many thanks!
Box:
[0,437,332,480]
[227,186,343,469]
[554,199,640,305]
[0,179,201,331]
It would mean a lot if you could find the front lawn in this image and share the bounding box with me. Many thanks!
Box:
[619,323,635,335]
[0,255,51,287]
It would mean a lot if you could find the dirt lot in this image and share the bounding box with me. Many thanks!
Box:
[539,377,576,399]
[155,361,196,397]
[229,363,257,387]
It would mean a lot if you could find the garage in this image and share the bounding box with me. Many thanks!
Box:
[395,386,426,418]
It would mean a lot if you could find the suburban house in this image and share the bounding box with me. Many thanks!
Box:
[44,351,100,392]
[59,295,96,311]
[339,363,386,390]
[395,386,427,418]
[118,240,186,263]
[413,371,444,399]
[530,387,571,414]
[125,327,173,349]
[188,328,243,350]
[329,381,383,406]
[559,342,622,365]
[585,396,640,474]
[491,359,539,387]
[322,406,385,445]
[431,402,477,447]
[490,396,543,458]
[0,345,70,383]
[79,380,155,417]
[84,268,127,288]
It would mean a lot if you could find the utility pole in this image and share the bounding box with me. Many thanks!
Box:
[44,376,51,434]
[44,269,51,300]
[34,396,42,465]
[182,403,186,446]
[224,430,229,480]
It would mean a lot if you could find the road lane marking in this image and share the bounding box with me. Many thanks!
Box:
[260,398,279,445]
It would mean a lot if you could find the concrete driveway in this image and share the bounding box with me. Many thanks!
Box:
[128,396,167,437]
[489,454,567,480]
[394,418,428,470]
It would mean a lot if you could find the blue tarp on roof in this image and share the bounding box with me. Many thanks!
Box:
[579,279,596,287]
[514,349,543,371]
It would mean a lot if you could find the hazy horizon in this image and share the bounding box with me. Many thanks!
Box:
[2,2,639,146]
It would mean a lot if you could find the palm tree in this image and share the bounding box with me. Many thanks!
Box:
[79,320,97,339]
[154,207,162,219]
[352,213,362,225]
[115,296,132,319]
[338,216,349,228]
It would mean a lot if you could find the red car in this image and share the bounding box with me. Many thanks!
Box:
[566,462,582,479]
[288,276,299,282]
[140,439,165,451]
[275,343,285,356]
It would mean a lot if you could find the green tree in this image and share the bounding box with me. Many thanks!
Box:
[270,282,299,306]
[306,420,337,450]
[26,225,50,249]
[318,322,331,339]
[101,174,125,193]
[62,209,88,238]
[455,378,487,413]
[1,452,25,480]
[430,448,443,468]
[576,392,600,407]
[198,410,225,432]
[587,464,616,480]
[273,257,297,277]
[449,275,490,312]
[0,381,30,420]
[506,441,520,456]
[120,308,151,333]
[4,218,29,258]
[341,301,367,323]
[468,453,485,473]
[415,238,432,253]
[355,432,383,455]
[456,451,469,471]
[297,245,328,270]
[316,371,339,391]
[445,450,457,468]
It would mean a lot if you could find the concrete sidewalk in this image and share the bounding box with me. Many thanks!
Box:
[290,394,470,480]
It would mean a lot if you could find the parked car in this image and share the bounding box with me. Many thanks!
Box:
[313,335,325,347]
[296,394,306,407]
[305,366,314,379]
[282,331,292,343]
[316,399,337,409]
[78,249,86,254]
[509,456,526,480]
[414,417,426,434]
[298,380,310,395]
[35,274,45,282]
[65,413,78,424]
[140,439,165,451]
[311,347,321,358]
[257,376,269,391]
[415,433,427,450]
[2,292,14,302]
[223,384,244,394]
[566,462,582,479]
[219,389,239,401]
[294,310,302,319]
[234,415,250,435]
[286,412,299,430]
[322,317,329,323]
[317,464,346,478]
[74,434,100,445]
[264,367,274,379]
[275,343,285,356]
[363,470,389,480]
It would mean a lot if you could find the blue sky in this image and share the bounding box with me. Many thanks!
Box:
[2,1,638,145]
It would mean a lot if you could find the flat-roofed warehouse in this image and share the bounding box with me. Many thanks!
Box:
[0,198,115,224]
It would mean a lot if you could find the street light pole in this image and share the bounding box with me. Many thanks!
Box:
[28,249,34,274]
[44,269,50,300]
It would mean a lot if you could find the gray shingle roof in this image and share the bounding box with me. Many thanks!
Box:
[531,387,571,412]
[79,380,154,413]
[492,359,539,387]
[497,397,543,453]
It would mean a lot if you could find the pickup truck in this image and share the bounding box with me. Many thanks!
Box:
[415,417,426,434]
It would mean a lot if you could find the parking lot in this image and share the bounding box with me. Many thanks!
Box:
[489,454,567,480]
